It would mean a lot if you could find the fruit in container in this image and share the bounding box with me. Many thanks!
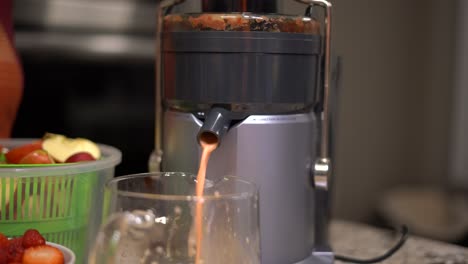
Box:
[42,133,100,163]
[0,234,8,249]
[21,231,45,249]
[65,152,96,163]
[4,141,43,164]
[1,133,101,165]
[0,136,116,263]
[23,245,64,264]
[0,247,6,264]
[7,237,24,263]
[18,150,54,165]
[0,229,65,264]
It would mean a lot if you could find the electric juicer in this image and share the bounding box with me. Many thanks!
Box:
[151,0,334,263]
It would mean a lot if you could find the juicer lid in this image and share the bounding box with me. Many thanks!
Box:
[164,13,320,34]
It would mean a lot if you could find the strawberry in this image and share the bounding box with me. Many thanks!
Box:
[22,245,64,264]
[6,237,24,263]
[0,247,7,264]
[0,234,8,249]
[22,230,45,249]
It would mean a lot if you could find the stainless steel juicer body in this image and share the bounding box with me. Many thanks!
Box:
[163,111,327,263]
[153,1,334,263]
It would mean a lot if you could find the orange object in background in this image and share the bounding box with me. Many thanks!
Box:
[0,22,23,138]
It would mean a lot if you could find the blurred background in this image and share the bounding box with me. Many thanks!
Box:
[11,0,468,247]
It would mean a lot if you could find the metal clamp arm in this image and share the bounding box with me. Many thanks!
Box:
[153,0,187,172]
[295,0,333,189]
[296,0,334,255]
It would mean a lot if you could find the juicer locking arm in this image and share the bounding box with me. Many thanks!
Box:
[152,0,187,172]
[296,0,333,189]
[296,0,334,254]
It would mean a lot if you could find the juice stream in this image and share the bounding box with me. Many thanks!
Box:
[195,137,218,264]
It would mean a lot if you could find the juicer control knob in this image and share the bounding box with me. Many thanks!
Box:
[313,158,331,190]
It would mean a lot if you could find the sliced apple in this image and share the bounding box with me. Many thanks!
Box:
[42,133,101,163]
[5,141,43,164]
[65,152,96,163]
[19,150,55,164]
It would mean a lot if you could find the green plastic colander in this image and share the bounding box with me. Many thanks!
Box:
[0,139,121,263]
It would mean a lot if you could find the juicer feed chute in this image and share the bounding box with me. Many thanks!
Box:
[151,1,334,263]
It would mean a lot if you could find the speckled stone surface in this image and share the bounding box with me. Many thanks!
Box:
[330,220,468,264]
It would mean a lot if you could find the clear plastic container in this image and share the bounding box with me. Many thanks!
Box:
[0,139,121,263]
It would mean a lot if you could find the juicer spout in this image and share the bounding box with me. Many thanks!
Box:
[197,108,231,145]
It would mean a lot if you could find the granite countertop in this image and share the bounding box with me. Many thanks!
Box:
[331,220,468,264]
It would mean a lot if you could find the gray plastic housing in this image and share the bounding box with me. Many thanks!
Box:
[162,31,322,115]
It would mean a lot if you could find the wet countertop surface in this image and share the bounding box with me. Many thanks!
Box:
[331,220,468,264]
